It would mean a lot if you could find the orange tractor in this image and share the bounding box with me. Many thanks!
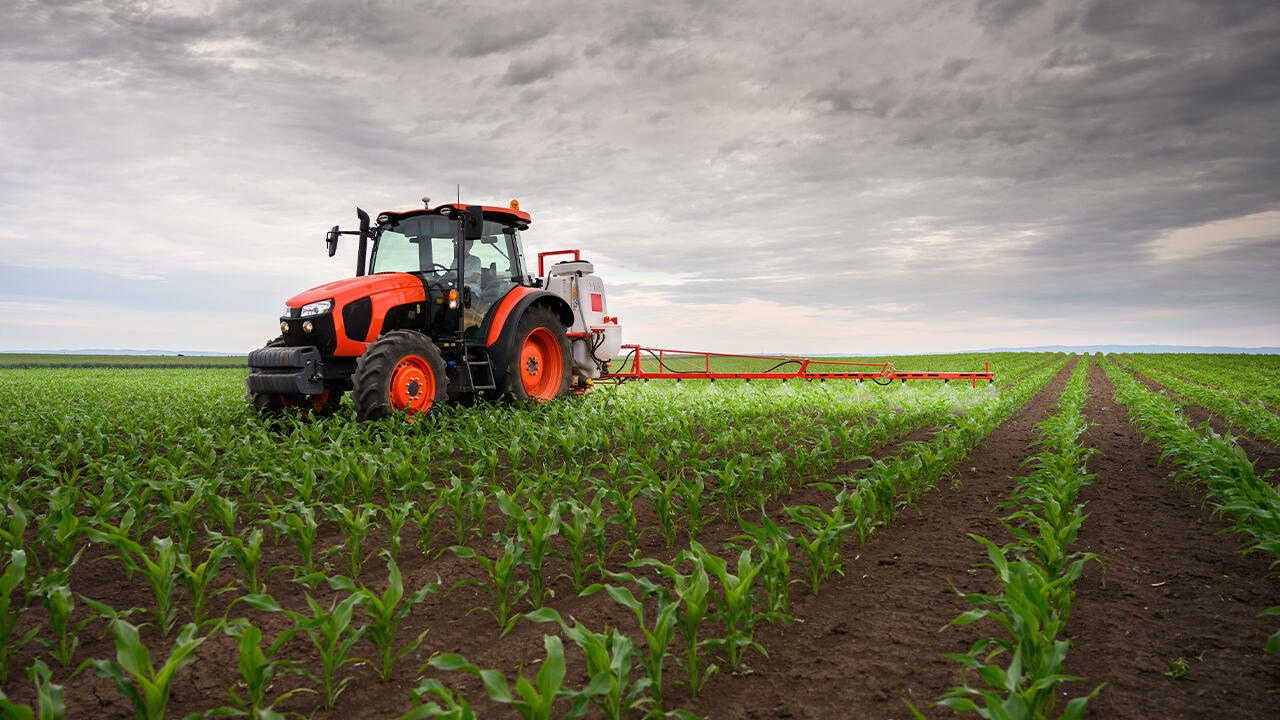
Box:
[246,200,622,420]
[248,199,993,420]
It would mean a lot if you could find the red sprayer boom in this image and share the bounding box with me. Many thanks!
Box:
[601,345,993,388]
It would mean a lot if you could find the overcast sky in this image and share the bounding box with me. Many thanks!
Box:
[2,0,1278,355]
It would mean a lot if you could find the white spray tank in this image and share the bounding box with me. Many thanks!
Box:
[543,259,623,380]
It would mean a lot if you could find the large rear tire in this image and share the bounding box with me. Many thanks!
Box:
[352,329,448,420]
[500,305,571,402]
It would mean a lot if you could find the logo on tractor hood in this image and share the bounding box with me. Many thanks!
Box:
[286,273,425,309]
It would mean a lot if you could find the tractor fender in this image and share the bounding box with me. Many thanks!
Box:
[483,288,573,383]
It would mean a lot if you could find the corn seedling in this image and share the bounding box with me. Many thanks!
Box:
[732,513,794,614]
[330,551,441,681]
[1,550,40,683]
[690,541,778,672]
[176,542,228,629]
[496,491,560,606]
[401,678,477,720]
[214,617,315,717]
[429,634,589,720]
[268,501,320,578]
[239,590,368,709]
[36,583,93,667]
[0,659,66,720]
[552,498,602,593]
[583,574,680,711]
[450,537,528,635]
[327,503,377,578]
[80,619,209,720]
[526,607,653,720]
[785,500,853,595]
[631,552,718,696]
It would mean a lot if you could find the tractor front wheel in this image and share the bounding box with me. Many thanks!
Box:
[352,330,448,420]
[501,305,571,402]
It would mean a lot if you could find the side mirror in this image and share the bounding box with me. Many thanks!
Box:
[463,205,484,241]
[325,225,340,257]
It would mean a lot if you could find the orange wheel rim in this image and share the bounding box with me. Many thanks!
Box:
[389,354,435,413]
[520,327,562,400]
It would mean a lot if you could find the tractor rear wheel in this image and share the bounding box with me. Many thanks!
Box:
[501,305,571,402]
[352,329,448,420]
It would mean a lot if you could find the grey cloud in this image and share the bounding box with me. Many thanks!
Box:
[497,53,573,86]
[975,0,1046,30]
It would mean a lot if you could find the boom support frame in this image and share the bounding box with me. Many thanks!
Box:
[601,345,993,387]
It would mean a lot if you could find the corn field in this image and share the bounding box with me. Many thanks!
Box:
[1,351,1278,719]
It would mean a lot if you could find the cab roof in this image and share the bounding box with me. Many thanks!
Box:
[379,202,532,226]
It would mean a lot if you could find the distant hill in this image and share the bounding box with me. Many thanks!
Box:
[975,344,1280,354]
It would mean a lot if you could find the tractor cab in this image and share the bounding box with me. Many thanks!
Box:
[248,199,622,420]
[365,204,532,342]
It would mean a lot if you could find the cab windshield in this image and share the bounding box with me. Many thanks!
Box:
[369,215,458,275]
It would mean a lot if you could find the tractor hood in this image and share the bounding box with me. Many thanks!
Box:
[286,272,424,309]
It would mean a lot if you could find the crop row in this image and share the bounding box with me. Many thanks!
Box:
[917,357,1100,720]
[1118,356,1280,444]
[1102,356,1280,655]
[1123,353,1280,411]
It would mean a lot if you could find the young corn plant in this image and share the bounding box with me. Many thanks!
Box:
[1,550,41,683]
[402,678,477,720]
[380,500,415,560]
[496,491,560,607]
[604,484,647,559]
[269,501,320,579]
[584,573,681,712]
[731,513,794,614]
[440,476,488,546]
[213,617,314,718]
[240,590,369,709]
[450,536,528,635]
[690,541,778,672]
[526,607,653,720]
[36,583,93,667]
[934,537,1101,720]
[176,542,228,630]
[210,527,268,596]
[0,659,67,720]
[552,498,601,593]
[39,490,88,569]
[785,499,854,595]
[79,619,209,720]
[85,533,184,637]
[630,552,718,696]
[411,493,446,558]
[429,634,588,720]
[328,503,377,578]
[330,551,441,681]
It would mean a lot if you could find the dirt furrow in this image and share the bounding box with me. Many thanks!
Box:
[1064,360,1280,718]
[671,359,1079,719]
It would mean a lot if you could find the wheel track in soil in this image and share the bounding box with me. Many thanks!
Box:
[662,358,1079,719]
[1063,360,1280,719]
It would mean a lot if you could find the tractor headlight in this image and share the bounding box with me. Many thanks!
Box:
[280,321,290,334]
[377,213,391,224]
[300,299,333,317]
[302,320,314,333]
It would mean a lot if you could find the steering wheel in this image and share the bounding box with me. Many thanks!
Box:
[426,263,452,277]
